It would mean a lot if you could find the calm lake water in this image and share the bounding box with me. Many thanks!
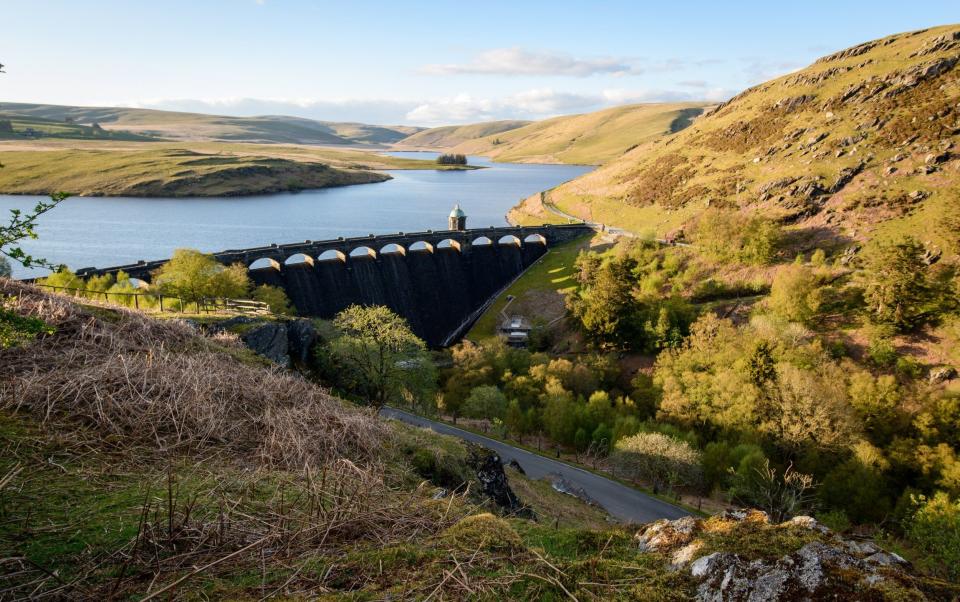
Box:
[1,152,592,278]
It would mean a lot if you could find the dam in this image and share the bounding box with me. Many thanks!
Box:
[74,212,593,346]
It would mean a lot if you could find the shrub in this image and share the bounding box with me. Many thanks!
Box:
[730,459,817,522]
[612,431,702,493]
[0,256,10,278]
[768,264,824,324]
[906,492,960,582]
[693,208,781,265]
[251,284,294,315]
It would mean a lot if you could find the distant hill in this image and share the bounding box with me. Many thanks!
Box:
[0,102,421,146]
[512,24,960,254]
[395,120,531,149]
[0,113,159,142]
[447,103,710,165]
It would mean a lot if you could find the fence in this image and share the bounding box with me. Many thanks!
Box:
[33,284,271,316]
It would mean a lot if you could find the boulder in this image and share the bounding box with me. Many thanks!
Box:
[692,541,902,601]
[286,319,318,366]
[636,516,702,552]
[929,366,957,384]
[241,322,289,367]
[467,445,531,517]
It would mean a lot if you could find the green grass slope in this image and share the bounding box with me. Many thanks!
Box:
[394,120,531,149]
[0,113,158,141]
[451,103,710,165]
[0,102,421,145]
[513,24,960,255]
[0,140,470,196]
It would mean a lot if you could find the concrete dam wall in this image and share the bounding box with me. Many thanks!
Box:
[75,224,594,346]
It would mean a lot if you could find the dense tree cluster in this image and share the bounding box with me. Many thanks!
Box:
[436,153,467,165]
[38,249,294,314]
[441,232,960,577]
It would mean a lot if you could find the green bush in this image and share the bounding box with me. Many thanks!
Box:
[693,208,781,265]
[906,492,960,582]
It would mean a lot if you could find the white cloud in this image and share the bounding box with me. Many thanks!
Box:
[420,48,642,77]
[124,86,737,127]
[404,87,734,125]
[128,97,419,124]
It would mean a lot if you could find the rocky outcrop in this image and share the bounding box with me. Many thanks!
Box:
[929,365,957,384]
[239,322,289,366]
[467,445,532,517]
[635,511,930,601]
[286,319,319,366]
[207,316,319,368]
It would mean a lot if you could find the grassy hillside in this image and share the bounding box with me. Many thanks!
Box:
[0,102,421,145]
[467,233,601,343]
[0,141,465,197]
[512,24,960,255]
[0,113,159,141]
[450,103,710,165]
[395,120,531,149]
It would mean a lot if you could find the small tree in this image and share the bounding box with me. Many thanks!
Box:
[768,264,823,324]
[462,385,507,420]
[152,248,250,303]
[906,492,960,582]
[326,305,435,409]
[612,431,702,494]
[862,236,937,331]
[251,284,294,315]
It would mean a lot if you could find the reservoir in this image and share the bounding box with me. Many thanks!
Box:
[0,152,592,278]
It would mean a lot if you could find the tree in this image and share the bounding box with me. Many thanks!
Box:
[768,264,823,324]
[1,192,70,271]
[462,385,507,420]
[0,119,12,134]
[862,236,937,331]
[612,431,702,493]
[504,399,526,439]
[0,256,10,278]
[906,492,960,582]
[251,284,294,315]
[325,305,435,409]
[152,248,250,302]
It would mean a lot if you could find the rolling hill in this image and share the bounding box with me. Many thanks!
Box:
[445,103,710,165]
[0,102,421,145]
[511,24,960,255]
[0,141,466,197]
[394,120,531,149]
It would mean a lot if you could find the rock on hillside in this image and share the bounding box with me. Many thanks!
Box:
[523,25,960,253]
[636,510,951,601]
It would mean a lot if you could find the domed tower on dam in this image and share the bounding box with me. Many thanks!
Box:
[448,204,467,231]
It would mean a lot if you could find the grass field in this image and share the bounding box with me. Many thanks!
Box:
[466,233,601,341]
[0,114,158,141]
[449,103,709,165]
[0,140,469,197]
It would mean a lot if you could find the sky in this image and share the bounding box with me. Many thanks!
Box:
[2,1,958,126]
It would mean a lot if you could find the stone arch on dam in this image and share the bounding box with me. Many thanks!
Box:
[74,223,595,346]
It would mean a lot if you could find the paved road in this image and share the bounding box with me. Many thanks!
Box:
[382,407,690,524]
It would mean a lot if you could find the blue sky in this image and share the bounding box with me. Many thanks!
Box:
[2,1,958,125]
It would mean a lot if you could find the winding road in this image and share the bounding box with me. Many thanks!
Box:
[382,407,690,524]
